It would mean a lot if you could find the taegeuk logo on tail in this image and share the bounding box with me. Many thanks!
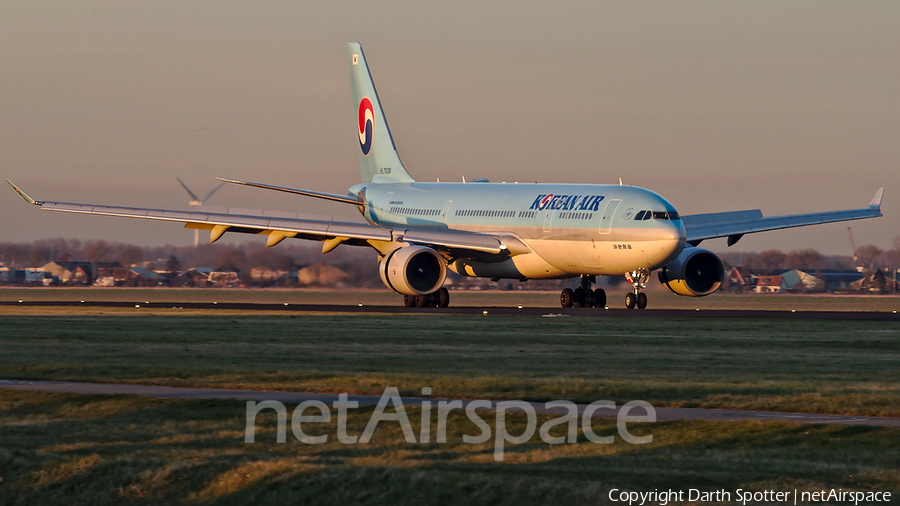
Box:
[358,97,374,156]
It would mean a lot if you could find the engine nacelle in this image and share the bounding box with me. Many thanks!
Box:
[657,247,724,297]
[379,246,447,295]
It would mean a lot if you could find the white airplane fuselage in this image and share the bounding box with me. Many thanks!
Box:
[351,181,686,280]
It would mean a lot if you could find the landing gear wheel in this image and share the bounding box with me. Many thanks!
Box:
[625,292,637,309]
[437,287,450,308]
[415,294,429,308]
[624,268,650,311]
[637,292,648,309]
[593,288,606,308]
[573,288,586,308]
[403,295,416,308]
[560,288,575,308]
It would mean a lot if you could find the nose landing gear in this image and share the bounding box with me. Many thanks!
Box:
[625,268,650,309]
[560,275,607,308]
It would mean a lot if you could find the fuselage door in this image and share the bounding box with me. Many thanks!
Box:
[542,209,553,233]
[375,192,393,223]
[441,200,453,224]
[379,192,393,212]
[598,199,621,235]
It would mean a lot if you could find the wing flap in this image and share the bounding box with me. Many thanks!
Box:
[206,214,269,228]
[402,229,503,254]
[681,209,763,226]
[42,202,154,219]
[265,217,331,235]
[327,222,392,241]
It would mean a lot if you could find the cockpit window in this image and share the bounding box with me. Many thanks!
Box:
[635,208,679,221]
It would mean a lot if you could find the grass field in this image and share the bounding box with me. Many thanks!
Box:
[0,314,898,416]
[1,390,898,505]
[3,286,900,312]
[1,309,898,504]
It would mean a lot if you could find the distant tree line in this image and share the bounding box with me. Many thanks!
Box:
[0,238,384,288]
[715,238,900,273]
[0,239,581,290]
[716,238,900,294]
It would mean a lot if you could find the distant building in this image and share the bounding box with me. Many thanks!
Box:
[815,271,865,292]
[209,269,241,287]
[40,262,70,283]
[94,276,117,287]
[126,266,165,286]
[750,270,864,293]
[8,268,49,285]
[250,267,297,286]
[94,262,123,278]
[726,267,753,291]
[296,263,348,286]
[755,275,784,293]
[179,267,214,287]
[64,262,95,285]
[779,269,825,292]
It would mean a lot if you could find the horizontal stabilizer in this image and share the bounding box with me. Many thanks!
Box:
[217,177,364,205]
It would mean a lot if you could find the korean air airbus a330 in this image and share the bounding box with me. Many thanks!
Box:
[7,42,885,309]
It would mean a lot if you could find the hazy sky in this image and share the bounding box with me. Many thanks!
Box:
[2,1,897,255]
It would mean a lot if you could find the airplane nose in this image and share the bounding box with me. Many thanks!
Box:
[656,220,685,242]
[657,220,685,262]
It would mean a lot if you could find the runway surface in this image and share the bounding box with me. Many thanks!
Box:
[3,300,900,320]
[2,379,898,427]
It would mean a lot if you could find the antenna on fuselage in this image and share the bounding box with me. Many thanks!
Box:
[619,178,623,186]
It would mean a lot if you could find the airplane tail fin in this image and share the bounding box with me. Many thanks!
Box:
[347,42,415,184]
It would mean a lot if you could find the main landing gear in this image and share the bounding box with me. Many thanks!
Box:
[624,268,650,310]
[559,271,650,310]
[403,287,450,308]
[560,275,607,308]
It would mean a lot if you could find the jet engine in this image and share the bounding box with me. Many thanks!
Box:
[657,247,724,297]
[379,245,447,295]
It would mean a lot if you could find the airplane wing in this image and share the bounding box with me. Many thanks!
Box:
[6,180,526,257]
[682,188,884,247]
